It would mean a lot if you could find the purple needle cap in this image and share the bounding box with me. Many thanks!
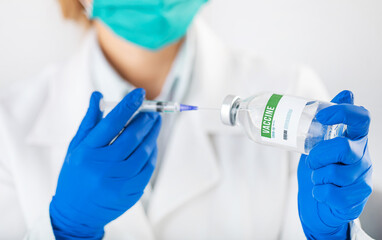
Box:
[180,104,198,112]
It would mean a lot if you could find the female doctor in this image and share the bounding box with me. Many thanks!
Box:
[0,0,373,239]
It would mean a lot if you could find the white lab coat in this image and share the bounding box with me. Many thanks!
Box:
[0,19,371,240]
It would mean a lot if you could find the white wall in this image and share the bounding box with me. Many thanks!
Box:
[0,0,85,88]
[1,1,381,185]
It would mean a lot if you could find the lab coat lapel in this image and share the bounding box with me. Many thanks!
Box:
[147,110,220,225]
[148,19,237,225]
[26,35,94,146]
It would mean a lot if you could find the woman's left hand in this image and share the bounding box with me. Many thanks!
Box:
[297,90,373,239]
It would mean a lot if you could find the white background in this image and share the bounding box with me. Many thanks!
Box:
[0,0,381,236]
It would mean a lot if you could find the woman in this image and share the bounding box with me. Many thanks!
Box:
[0,0,373,239]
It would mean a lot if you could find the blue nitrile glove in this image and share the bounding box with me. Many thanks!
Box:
[49,88,161,239]
[298,90,372,240]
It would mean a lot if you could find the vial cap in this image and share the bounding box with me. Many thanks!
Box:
[221,95,241,126]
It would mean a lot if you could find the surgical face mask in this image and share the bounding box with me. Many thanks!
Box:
[82,0,207,50]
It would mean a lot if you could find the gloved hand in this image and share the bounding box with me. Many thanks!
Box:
[50,88,161,239]
[298,90,372,239]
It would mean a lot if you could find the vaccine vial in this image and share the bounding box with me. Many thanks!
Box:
[220,93,346,154]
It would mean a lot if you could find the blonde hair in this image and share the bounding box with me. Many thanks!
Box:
[58,0,90,25]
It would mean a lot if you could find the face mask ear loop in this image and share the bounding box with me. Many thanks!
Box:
[79,0,93,18]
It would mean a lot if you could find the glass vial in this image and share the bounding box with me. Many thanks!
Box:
[220,93,346,154]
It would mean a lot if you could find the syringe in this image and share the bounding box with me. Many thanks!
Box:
[100,100,198,113]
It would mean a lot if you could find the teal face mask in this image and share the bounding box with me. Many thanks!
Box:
[88,0,207,50]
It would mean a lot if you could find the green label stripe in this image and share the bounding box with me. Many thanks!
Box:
[261,94,283,138]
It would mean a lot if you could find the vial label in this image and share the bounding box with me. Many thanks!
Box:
[261,94,307,147]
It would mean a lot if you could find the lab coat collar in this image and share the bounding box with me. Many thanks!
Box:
[26,32,95,146]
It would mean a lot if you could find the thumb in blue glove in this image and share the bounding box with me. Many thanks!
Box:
[50,88,161,239]
[298,90,372,239]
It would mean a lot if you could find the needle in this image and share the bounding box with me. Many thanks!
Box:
[197,107,221,111]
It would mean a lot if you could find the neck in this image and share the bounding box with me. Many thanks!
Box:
[95,21,184,100]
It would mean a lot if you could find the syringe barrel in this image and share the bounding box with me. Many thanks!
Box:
[140,101,180,112]
[100,100,181,113]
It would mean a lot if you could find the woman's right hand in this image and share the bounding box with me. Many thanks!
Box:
[49,89,161,239]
